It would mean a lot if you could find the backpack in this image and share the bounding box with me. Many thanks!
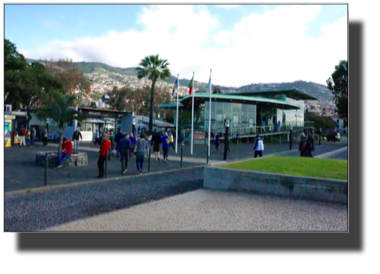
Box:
[166,137,170,144]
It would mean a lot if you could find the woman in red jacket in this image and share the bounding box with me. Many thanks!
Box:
[98,133,111,178]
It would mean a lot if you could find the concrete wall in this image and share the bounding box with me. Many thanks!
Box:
[204,166,347,204]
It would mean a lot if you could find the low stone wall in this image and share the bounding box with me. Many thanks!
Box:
[36,151,88,168]
[204,166,347,204]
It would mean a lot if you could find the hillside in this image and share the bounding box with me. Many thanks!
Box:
[26,59,333,102]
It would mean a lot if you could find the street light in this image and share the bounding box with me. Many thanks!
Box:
[290,126,293,150]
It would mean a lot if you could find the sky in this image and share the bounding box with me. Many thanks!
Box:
[5,4,347,87]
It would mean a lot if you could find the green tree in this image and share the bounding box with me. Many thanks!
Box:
[35,90,81,154]
[136,55,171,133]
[213,86,222,94]
[304,111,337,133]
[4,39,28,100]
[5,62,55,128]
[326,60,348,126]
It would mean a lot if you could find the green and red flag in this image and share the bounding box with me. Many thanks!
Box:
[188,75,194,95]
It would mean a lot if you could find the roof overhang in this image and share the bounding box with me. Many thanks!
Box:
[225,89,318,101]
[169,94,301,110]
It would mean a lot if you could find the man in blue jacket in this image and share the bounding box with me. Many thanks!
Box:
[118,133,131,174]
[115,129,124,158]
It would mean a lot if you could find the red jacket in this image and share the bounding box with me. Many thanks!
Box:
[99,140,111,157]
[62,140,73,154]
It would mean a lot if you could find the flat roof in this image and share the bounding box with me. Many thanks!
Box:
[224,89,318,100]
[159,93,301,110]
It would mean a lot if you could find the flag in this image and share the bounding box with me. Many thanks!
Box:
[188,75,194,95]
[207,74,212,93]
[172,78,178,96]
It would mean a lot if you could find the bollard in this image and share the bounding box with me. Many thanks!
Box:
[105,151,108,178]
[148,149,151,173]
[289,129,293,150]
[45,153,48,186]
[180,147,183,168]
[207,145,209,164]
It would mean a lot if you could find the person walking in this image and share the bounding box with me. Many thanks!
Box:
[26,128,31,146]
[253,134,264,158]
[168,132,175,150]
[115,129,124,158]
[18,126,26,147]
[299,133,308,157]
[118,133,131,174]
[128,132,136,157]
[306,132,315,158]
[30,127,36,147]
[42,128,48,146]
[97,133,111,178]
[161,132,170,162]
[180,129,185,146]
[108,130,115,160]
[151,128,161,161]
[94,129,99,146]
[134,133,149,175]
[72,128,82,152]
[214,133,221,152]
[55,138,73,169]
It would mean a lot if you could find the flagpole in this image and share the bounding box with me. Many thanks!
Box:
[191,72,194,155]
[208,69,212,157]
[175,74,179,154]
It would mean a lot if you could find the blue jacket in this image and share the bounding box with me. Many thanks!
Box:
[161,136,170,148]
[118,136,131,153]
[115,132,124,143]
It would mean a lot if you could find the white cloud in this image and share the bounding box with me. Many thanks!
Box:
[215,5,240,10]
[21,5,347,87]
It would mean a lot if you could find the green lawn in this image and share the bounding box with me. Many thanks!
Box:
[222,156,347,180]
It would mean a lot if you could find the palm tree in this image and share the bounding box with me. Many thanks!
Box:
[136,55,171,134]
[35,90,81,154]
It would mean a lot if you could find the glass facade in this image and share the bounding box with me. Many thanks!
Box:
[282,98,304,127]
[204,101,256,135]
[173,95,305,135]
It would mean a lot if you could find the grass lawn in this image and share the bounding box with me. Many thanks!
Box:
[222,156,347,180]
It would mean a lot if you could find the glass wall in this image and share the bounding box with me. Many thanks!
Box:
[281,98,304,127]
[204,101,256,135]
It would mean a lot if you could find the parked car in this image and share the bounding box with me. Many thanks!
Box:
[326,131,340,142]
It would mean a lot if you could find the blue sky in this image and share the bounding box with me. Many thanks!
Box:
[5,4,347,86]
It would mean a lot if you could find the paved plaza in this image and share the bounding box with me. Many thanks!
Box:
[4,137,348,232]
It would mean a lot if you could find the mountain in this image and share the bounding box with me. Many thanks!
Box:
[25,59,333,102]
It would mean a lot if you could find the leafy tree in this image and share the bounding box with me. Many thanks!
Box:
[304,111,337,133]
[43,59,91,104]
[4,39,27,71]
[90,102,97,108]
[107,86,129,111]
[5,62,55,128]
[4,39,28,100]
[35,90,81,154]
[136,55,171,133]
[326,60,348,127]
[213,86,222,94]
